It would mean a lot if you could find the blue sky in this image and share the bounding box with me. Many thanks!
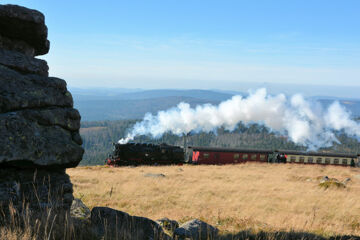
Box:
[6,0,360,95]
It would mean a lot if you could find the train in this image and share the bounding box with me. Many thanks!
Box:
[106,143,359,167]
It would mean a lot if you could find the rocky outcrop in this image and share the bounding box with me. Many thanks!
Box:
[0,4,83,223]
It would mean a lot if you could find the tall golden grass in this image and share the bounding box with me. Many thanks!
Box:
[67,163,360,237]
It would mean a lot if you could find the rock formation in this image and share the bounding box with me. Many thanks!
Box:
[0,4,83,220]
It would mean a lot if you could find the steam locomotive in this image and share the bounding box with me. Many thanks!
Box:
[106,143,184,166]
[106,143,359,167]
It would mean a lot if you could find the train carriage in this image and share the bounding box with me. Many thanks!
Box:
[188,146,273,165]
[278,150,358,167]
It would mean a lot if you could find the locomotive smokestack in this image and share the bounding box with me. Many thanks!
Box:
[183,133,188,150]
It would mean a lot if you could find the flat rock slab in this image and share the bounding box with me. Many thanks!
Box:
[0,4,49,55]
[0,48,48,76]
[91,207,172,240]
[0,109,83,168]
[0,65,73,113]
[0,34,35,56]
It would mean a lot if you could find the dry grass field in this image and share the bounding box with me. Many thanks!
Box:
[67,163,360,237]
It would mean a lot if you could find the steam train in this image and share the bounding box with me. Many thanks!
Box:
[106,143,359,167]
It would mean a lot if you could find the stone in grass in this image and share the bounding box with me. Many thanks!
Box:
[91,207,172,240]
[319,179,346,189]
[144,173,166,178]
[157,217,179,232]
[174,219,218,240]
[70,198,91,220]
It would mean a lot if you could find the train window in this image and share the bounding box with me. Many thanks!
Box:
[334,159,339,164]
[308,157,313,163]
[251,154,257,160]
[242,154,248,160]
[316,158,322,164]
[290,156,296,162]
[325,158,330,164]
[234,154,240,159]
[342,159,348,165]
[203,153,209,159]
[260,154,266,161]
[299,156,304,163]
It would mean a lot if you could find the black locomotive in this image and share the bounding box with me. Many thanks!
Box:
[106,143,184,166]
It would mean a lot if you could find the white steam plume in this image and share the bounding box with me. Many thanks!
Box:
[119,88,360,149]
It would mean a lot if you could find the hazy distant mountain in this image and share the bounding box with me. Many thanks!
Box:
[72,88,360,121]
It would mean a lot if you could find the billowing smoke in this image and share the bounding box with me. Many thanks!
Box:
[119,88,360,150]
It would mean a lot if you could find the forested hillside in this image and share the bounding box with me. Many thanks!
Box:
[80,120,360,165]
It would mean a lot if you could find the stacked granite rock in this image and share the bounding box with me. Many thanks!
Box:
[0,4,83,218]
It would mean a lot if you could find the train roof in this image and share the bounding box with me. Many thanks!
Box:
[188,146,273,154]
[276,150,357,158]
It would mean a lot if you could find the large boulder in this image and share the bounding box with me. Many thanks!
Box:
[91,207,172,240]
[173,219,218,240]
[0,4,49,56]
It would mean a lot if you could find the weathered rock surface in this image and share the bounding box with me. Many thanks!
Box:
[173,219,218,240]
[0,4,49,56]
[91,207,172,240]
[0,48,48,76]
[0,3,83,226]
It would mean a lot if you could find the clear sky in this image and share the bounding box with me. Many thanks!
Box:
[6,0,360,93]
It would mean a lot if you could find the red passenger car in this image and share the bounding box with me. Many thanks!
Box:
[188,146,273,164]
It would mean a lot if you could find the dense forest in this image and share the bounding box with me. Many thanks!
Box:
[80,120,360,165]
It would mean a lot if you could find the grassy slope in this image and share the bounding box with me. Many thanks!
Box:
[67,163,360,237]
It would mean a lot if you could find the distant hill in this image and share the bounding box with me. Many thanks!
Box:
[75,96,221,121]
[73,89,241,121]
[315,99,360,117]
[71,88,360,121]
